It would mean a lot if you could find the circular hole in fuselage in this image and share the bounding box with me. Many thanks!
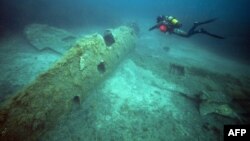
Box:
[97,61,106,73]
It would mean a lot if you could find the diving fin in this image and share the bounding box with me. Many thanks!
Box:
[194,18,217,27]
[200,28,225,39]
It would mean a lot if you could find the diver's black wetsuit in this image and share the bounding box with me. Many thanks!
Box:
[149,16,224,39]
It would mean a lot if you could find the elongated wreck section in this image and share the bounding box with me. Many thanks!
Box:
[0,26,136,141]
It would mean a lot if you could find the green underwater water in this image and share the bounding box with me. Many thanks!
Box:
[0,25,249,141]
[1,1,250,140]
[40,36,249,141]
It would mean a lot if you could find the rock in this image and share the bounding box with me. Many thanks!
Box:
[199,101,241,121]
[24,24,77,54]
[201,91,232,103]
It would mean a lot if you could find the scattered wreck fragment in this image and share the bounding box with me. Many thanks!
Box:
[24,24,77,54]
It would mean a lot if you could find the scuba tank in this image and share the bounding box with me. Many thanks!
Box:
[166,16,182,27]
[149,15,182,32]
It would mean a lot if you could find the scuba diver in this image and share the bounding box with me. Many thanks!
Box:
[149,15,224,39]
